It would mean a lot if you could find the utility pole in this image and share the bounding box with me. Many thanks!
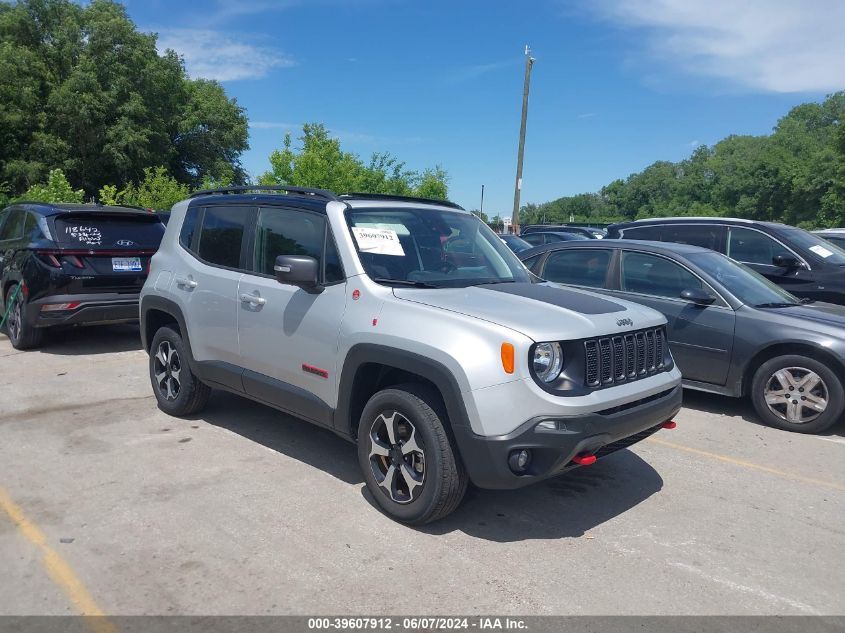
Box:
[480,184,485,216]
[511,45,535,235]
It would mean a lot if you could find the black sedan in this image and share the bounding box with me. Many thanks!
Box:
[520,239,845,433]
[520,231,590,247]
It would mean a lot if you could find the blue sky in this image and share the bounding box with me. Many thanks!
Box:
[125,0,845,216]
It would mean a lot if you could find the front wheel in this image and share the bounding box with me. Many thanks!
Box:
[751,355,844,434]
[357,384,467,524]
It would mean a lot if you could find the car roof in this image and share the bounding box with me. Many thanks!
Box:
[518,238,712,259]
[342,198,469,213]
[186,186,465,213]
[10,202,155,217]
[609,217,788,230]
[814,228,845,234]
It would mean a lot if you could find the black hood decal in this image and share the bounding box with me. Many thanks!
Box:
[478,283,626,315]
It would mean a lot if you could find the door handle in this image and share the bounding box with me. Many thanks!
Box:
[240,293,266,306]
[175,276,197,289]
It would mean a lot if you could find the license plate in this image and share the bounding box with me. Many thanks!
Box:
[112,257,142,272]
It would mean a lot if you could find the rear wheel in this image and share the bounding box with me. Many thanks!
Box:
[149,326,210,416]
[751,355,844,434]
[357,384,467,524]
[3,285,43,350]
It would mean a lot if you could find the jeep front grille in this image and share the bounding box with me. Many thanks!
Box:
[583,327,668,388]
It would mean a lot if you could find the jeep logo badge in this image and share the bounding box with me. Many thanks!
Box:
[617,318,633,327]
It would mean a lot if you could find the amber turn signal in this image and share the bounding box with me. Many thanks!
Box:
[501,343,515,374]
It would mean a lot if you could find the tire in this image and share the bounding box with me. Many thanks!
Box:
[357,384,468,524]
[149,326,210,416]
[750,355,844,434]
[3,285,43,350]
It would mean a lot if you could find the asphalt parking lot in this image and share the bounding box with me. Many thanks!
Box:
[1,325,844,616]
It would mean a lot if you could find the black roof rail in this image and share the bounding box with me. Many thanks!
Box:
[189,185,343,202]
[339,192,464,210]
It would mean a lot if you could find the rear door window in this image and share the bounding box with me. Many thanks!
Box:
[663,224,725,252]
[197,206,251,269]
[542,249,612,288]
[54,214,165,248]
[522,233,545,246]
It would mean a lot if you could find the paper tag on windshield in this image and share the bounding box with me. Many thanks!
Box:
[810,244,834,258]
[352,227,405,256]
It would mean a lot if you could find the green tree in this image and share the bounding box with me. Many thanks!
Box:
[0,0,248,197]
[17,168,84,203]
[260,124,449,199]
[529,92,845,228]
[470,209,489,222]
[120,166,191,210]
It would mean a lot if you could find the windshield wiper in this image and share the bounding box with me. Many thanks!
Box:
[371,278,439,288]
[754,302,801,308]
[475,280,517,286]
[800,297,816,304]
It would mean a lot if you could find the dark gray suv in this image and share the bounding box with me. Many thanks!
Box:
[520,239,845,434]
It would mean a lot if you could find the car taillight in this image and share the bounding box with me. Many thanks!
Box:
[34,251,62,268]
[64,255,85,268]
[41,303,81,312]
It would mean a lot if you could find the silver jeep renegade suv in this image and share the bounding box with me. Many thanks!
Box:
[140,186,682,524]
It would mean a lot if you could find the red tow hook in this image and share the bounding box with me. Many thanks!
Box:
[662,420,677,429]
[572,454,597,466]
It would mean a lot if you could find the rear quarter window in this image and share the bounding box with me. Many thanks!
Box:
[620,225,662,241]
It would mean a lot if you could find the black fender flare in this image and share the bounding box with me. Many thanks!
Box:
[334,344,472,438]
[140,295,195,364]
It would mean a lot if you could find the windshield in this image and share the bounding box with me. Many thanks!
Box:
[686,251,799,306]
[346,207,532,287]
[781,227,845,265]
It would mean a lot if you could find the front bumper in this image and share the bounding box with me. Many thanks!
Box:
[28,293,140,328]
[452,384,682,489]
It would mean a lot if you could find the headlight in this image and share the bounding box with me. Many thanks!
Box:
[532,342,563,383]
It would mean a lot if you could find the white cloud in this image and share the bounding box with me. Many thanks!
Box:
[577,112,597,119]
[448,59,520,83]
[589,0,845,93]
[249,121,298,130]
[156,28,294,81]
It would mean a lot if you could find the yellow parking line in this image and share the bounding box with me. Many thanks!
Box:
[0,486,116,632]
[646,437,845,493]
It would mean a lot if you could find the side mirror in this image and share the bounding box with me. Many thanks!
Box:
[772,254,800,269]
[680,287,716,306]
[274,255,322,293]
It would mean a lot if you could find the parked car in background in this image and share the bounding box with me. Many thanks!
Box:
[521,225,599,239]
[813,228,845,249]
[499,234,533,253]
[0,202,165,349]
[607,217,845,306]
[141,186,682,523]
[521,231,590,247]
[520,239,845,433]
